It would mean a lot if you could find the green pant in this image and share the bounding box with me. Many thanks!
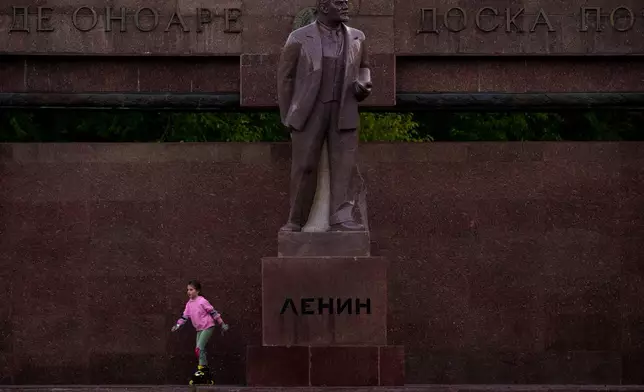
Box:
[196,326,215,366]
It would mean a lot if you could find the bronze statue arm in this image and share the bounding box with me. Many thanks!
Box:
[277,35,301,126]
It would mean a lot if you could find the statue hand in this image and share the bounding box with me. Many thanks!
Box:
[354,80,372,100]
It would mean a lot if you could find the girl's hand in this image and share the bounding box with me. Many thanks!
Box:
[221,323,229,335]
[171,324,180,332]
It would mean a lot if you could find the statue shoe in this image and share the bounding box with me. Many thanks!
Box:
[330,221,364,232]
[279,222,302,232]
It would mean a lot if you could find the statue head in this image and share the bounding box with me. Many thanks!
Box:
[316,0,349,25]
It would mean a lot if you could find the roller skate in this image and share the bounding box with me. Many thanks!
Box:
[189,365,214,385]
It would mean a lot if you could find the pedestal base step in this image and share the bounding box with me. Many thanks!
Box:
[278,231,371,257]
[246,345,404,387]
[4,385,644,392]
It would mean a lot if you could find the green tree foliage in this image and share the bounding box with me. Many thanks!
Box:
[359,112,429,142]
[0,110,424,142]
[0,109,642,142]
[420,112,565,141]
[161,112,286,142]
[412,111,643,141]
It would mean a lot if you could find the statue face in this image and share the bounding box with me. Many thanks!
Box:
[321,0,349,23]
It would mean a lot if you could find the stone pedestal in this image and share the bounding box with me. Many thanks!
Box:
[247,232,404,386]
[247,345,405,386]
[261,256,386,346]
[278,231,371,257]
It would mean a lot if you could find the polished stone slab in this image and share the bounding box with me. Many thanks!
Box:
[277,231,371,257]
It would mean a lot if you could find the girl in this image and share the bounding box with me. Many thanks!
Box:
[171,280,229,385]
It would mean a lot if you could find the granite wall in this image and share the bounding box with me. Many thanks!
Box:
[3,56,644,109]
[4,0,644,108]
[0,142,642,385]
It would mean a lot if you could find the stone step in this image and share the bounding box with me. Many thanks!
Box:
[1,386,644,392]
[246,345,404,386]
[277,231,371,257]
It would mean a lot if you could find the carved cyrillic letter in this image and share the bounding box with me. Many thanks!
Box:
[105,7,126,32]
[530,9,555,32]
[196,8,212,33]
[10,6,29,32]
[580,7,601,32]
[318,298,334,314]
[476,7,499,32]
[356,298,371,314]
[224,8,241,33]
[301,298,314,315]
[506,8,525,32]
[72,6,98,32]
[610,6,635,32]
[337,298,353,314]
[37,7,54,32]
[417,8,438,34]
[165,10,189,32]
[134,7,159,32]
[280,298,297,315]
[444,7,467,32]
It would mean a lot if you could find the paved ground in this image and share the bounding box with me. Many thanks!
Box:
[1,386,644,392]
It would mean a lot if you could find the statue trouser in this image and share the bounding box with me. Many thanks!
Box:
[286,99,359,230]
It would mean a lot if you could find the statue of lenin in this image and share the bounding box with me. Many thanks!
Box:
[276,0,372,232]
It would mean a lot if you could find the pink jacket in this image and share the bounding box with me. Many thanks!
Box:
[176,296,221,332]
